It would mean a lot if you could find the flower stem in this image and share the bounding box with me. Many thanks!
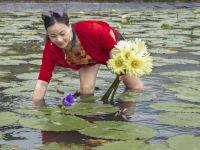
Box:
[110,76,120,104]
[100,75,120,104]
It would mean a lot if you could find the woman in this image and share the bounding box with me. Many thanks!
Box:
[32,11,143,106]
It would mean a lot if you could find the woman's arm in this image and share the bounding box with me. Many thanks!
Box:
[32,80,48,106]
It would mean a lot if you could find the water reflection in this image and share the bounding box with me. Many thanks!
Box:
[41,131,86,145]
[115,101,136,120]
[40,94,136,146]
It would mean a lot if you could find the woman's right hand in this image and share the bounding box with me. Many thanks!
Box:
[32,80,48,106]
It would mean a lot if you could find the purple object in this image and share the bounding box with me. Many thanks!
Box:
[63,94,75,106]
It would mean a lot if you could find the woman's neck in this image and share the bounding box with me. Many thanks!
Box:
[64,30,76,51]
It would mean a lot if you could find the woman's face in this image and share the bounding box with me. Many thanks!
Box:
[47,22,72,49]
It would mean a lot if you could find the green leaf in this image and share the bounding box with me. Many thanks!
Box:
[93,140,145,150]
[161,23,172,30]
[0,112,19,127]
[161,71,200,78]
[79,121,157,140]
[31,142,64,150]
[14,105,57,116]
[32,142,86,150]
[0,131,3,139]
[63,103,118,116]
[141,144,174,150]
[0,145,24,150]
[19,114,90,131]
[167,134,200,150]
[117,91,157,102]
[150,102,200,113]
[163,84,200,102]
[156,112,200,127]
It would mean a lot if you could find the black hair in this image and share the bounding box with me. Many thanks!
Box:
[41,11,69,30]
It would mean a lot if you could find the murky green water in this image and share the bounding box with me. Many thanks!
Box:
[0,2,200,150]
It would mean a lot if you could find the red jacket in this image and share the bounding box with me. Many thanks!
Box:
[38,20,118,83]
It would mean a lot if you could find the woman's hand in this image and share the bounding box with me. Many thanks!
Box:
[32,80,48,106]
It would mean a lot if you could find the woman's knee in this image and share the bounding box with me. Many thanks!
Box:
[122,75,144,91]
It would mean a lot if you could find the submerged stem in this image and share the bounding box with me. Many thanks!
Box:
[100,75,120,104]
[110,76,120,104]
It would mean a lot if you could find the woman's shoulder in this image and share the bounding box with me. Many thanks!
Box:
[72,20,111,32]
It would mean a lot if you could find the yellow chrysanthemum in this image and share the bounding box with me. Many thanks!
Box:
[125,56,144,77]
[132,38,147,55]
[124,54,152,77]
[142,55,153,74]
[107,55,125,75]
[114,40,132,52]
[108,38,153,77]
[120,49,133,60]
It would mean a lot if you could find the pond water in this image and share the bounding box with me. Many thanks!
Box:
[0,2,200,150]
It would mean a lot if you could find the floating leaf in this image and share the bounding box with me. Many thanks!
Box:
[156,112,200,127]
[32,142,86,150]
[150,102,200,113]
[161,23,172,30]
[0,145,24,150]
[0,131,3,139]
[93,140,145,150]
[15,72,38,80]
[0,112,19,127]
[167,134,200,150]
[79,121,157,140]
[63,103,118,116]
[0,71,10,78]
[0,56,28,65]
[31,142,64,150]
[121,15,131,24]
[161,71,200,78]
[28,59,41,65]
[19,114,89,131]
[141,143,173,150]
[14,105,58,116]
[117,91,156,102]
[154,57,199,66]
[163,84,200,102]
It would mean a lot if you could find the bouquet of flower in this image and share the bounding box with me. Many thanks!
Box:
[101,38,153,104]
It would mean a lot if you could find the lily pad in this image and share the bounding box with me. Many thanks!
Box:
[141,144,173,150]
[150,102,200,113]
[19,114,89,131]
[161,71,200,78]
[0,131,3,139]
[161,22,172,30]
[79,121,157,140]
[0,112,19,127]
[182,46,200,51]
[32,142,86,150]
[156,112,200,127]
[93,140,145,150]
[167,134,200,150]
[0,56,28,65]
[15,72,38,80]
[28,59,41,65]
[0,145,24,150]
[163,84,200,102]
[0,71,10,78]
[32,143,63,150]
[14,105,58,116]
[117,91,156,102]
[153,57,199,66]
[63,103,118,116]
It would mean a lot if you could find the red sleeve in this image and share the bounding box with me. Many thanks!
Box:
[96,22,117,51]
[38,40,55,83]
